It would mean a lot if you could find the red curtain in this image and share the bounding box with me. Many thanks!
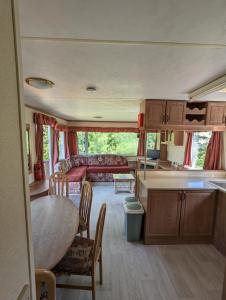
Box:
[64,131,70,159]
[137,131,145,156]
[68,131,78,156]
[183,132,193,166]
[34,113,57,127]
[68,126,139,133]
[203,132,223,170]
[35,124,45,179]
[53,129,59,166]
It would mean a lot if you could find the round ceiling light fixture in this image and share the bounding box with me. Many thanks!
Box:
[25,77,55,89]
[86,86,97,92]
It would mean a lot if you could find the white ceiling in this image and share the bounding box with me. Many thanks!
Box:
[19,0,226,121]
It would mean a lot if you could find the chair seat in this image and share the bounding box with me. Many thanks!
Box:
[53,237,94,276]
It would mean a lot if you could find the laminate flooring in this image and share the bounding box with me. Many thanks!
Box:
[56,185,225,300]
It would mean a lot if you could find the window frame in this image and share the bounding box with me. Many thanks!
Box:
[26,124,32,174]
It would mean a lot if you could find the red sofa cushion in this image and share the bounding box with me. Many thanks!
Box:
[66,166,87,182]
[87,165,130,173]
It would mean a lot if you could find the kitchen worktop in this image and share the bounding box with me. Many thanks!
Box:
[137,170,226,191]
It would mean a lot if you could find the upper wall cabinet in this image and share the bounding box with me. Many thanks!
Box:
[145,100,166,128]
[206,102,226,125]
[144,100,186,128]
[166,101,186,125]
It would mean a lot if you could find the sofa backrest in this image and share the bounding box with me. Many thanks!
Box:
[70,155,88,167]
[87,154,128,166]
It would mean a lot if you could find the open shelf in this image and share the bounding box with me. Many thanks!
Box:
[185,102,207,125]
[186,107,206,115]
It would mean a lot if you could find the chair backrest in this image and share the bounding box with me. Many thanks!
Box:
[35,269,56,300]
[92,203,106,265]
[79,181,93,225]
[49,172,69,197]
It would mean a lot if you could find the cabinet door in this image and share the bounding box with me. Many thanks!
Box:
[206,102,226,125]
[214,191,226,256]
[166,101,186,125]
[145,100,166,128]
[146,190,181,237]
[180,190,216,237]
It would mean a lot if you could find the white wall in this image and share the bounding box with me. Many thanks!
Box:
[25,106,67,183]
[0,1,34,298]
[167,132,186,165]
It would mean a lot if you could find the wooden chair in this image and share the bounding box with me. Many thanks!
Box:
[49,172,69,197]
[35,269,56,300]
[53,203,107,300]
[78,181,93,238]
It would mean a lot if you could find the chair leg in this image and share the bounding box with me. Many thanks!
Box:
[92,271,96,300]
[99,252,103,285]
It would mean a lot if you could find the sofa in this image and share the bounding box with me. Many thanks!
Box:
[54,155,131,184]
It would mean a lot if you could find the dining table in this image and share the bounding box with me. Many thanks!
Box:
[31,195,79,269]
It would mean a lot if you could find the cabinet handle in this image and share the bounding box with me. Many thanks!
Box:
[166,114,170,123]
[183,191,186,200]
[162,114,165,123]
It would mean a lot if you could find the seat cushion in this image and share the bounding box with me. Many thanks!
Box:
[87,165,131,173]
[66,166,87,182]
[52,236,94,276]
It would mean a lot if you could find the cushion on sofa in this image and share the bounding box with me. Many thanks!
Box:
[54,159,72,173]
[87,155,128,166]
[87,165,130,173]
[66,166,87,182]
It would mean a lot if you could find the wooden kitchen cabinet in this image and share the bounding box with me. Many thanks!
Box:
[146,190,181,238]
[214,191,226,256]
[206,102,226,125]
[180,190,216,237]
[142,188,216,244]
[144,100,185,128]
[166,101,186,125]
[145,100,166,127]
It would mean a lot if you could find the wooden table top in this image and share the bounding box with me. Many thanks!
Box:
[31,195,79,269]
[113,173,135,181]
[29,180,49,200]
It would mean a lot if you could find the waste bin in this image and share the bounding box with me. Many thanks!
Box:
[124,202,144,241]
[124,196,138,204]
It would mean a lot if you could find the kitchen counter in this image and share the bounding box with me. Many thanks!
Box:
[137,170,226,192]
[139,177,216,190]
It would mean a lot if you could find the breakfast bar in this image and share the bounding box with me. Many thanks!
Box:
[137,170,226,250]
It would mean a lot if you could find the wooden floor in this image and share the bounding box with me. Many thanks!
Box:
[56,185,225,300]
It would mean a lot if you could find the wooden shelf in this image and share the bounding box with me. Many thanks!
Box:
[186,108,206,115]
[185,119,205,125]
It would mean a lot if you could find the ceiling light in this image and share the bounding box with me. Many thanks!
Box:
[189,75,226,99]
[86,86,97,92]
[93,116,103,119]
[25,77,54,89]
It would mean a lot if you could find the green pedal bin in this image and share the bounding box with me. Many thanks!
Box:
[124,196,138,204]
[124,202,144,241]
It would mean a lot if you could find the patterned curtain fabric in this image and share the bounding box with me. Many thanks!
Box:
[68,126,139,133]
[68,131,78,156]
[137,131,145,156]
[183,132,193,166]
[35,124,45,179]
[33,112,57,127]
[53,129,59,166]
[203,132,223,170]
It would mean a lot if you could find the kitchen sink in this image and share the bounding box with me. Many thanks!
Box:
[209,181,226,189]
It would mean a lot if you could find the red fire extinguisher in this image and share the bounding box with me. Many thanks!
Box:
[34,161,43,181]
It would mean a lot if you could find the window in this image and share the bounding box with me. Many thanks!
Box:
[146,132,160,150]
[59,131,65,159]
[77,132,138,156]
[43,125,53,176]
[25,124,32,173]
[191,132,211,168]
